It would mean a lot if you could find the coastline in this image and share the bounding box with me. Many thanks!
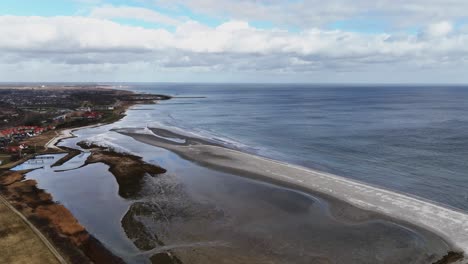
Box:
[0,88,166,263]
[0,168,126,263]
[2,86,466,263]
[44,124,103,151]
[115,127,468,260]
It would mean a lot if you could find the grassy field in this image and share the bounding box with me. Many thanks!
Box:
[0,155,9,166]
[24,130,58,146]
[0,197,61,264]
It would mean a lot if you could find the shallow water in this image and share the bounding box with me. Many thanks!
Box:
[18,118,451,263]
[22,154,142,262]
[119,84,468,211]
[11,154,66,171]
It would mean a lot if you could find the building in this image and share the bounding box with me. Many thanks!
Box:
[34,127,45,135]
[0,126,49,145]
[83,112,103,119]
[6,144,27,154]
[6,145,21,153]
[0,128,14,139]
[53,114,68,122]
[77,107,91,112]
[93,105,115,111]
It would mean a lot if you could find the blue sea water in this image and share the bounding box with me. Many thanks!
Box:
[124,83,468,211]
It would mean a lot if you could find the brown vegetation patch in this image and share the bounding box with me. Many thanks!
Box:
[79,142,166,198]
[432,251,465,264]
[0,170,24,185]
[0,197,60,264]
[0,170,124,263]
[35,204,87,242]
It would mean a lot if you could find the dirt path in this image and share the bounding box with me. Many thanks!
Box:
[0,195,66,264]
[44,130,71,150]
[45,123,104,151]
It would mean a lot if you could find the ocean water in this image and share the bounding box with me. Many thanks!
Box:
[123,83,468,211]
[26,127,449,263]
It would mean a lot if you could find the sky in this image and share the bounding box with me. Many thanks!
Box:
[1,0,468,83]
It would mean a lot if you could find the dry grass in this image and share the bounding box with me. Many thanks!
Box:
[0,198,60,264]
[22,131,59,151]
[0,170,124,263]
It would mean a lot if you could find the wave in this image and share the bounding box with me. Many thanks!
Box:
[147,119,260,153]
[115,126,468,256]
[85,132,138,156]
[125,122,468,213]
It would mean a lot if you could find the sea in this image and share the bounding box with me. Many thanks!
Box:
[122,83,468,212]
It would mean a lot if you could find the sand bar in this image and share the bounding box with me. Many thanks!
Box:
[115,127,468,258]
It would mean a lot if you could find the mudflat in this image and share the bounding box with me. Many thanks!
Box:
[116,127,468,261]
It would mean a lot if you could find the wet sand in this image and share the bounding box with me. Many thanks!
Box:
[8,120,464,263]
[115,127,468,260]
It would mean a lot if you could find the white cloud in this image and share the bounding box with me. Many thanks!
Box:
[425,21,453,38]
[89,5,182,26]
[154,0,468,28]
[1,15,468,82]
[0,16,173,52]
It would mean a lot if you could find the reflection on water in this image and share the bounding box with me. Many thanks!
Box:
[22,153,145,263]
[54,152,91,171]
[17,115,450,263]
[12,154,67,171]
[126,84,468,211]
[122,160,447,264]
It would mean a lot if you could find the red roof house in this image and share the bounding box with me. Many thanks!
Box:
[83,112,103,119]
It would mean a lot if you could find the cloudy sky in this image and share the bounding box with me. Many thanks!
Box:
[1,0,468,83]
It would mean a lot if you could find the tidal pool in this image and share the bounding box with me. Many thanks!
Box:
[18,127,451,264]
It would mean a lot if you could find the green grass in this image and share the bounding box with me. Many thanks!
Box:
[0,155,11,166]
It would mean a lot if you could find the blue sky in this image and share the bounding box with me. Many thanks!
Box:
[1,0,78,16]
[0,0,229,28]
[0,0,407,32]
[1,0,468,83]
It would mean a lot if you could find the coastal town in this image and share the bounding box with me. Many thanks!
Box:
[0,84,177,264]
[1,84,466,264]
[0,84,169,166]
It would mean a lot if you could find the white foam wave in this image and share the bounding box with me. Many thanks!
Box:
[86,132,137,155]
[148,120,258,152]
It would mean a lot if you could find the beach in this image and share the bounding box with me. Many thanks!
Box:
[117,127,468,255]
[8,118,456,263]
[3,85,467,263]
[3,0,468,261]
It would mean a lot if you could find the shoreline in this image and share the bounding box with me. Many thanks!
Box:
[0,88,168,263]
[115,127,468,260]
[44,125,97,151]
[3,86,466,263]
[0,123,132,262]
[0,169,126,263]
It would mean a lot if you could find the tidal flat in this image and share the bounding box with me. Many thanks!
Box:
[12,121,461,264]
